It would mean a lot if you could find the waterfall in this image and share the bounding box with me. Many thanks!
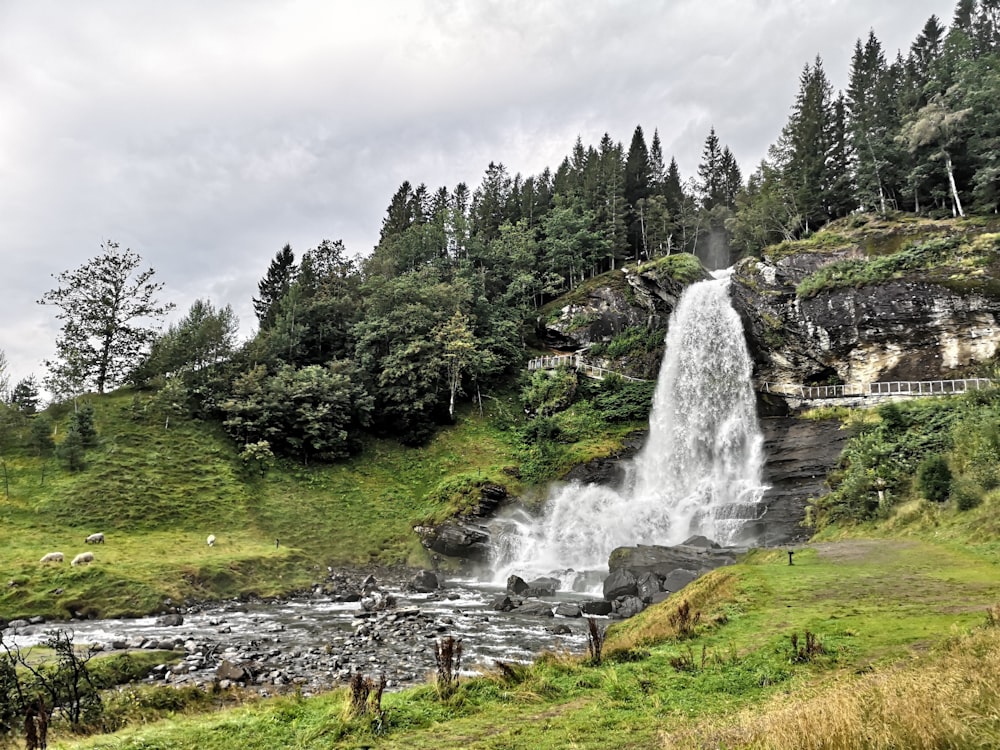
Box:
[491,271,767,588]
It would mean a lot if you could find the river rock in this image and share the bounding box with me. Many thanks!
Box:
[410,570,439,593]
[156,614,184,627]
[580,600,613,616]
[492,594,516,612]
[554,603,582,618]
[603,568,638,600]
[518,601,555,617]
[524,577,559,597]
[216,659,248,682]
[506,575,529,595]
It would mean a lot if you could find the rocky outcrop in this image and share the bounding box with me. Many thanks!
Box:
[536,260,711,355]
[731,253,1000,386]
[538,278,650,350]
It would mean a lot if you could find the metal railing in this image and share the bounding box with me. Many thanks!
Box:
[760,378,994,400]
[527,354,651,382]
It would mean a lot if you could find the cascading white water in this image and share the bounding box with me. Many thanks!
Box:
[491,270,767,587]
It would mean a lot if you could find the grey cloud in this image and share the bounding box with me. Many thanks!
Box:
[0,0,956,389]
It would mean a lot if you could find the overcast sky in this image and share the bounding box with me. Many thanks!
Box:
[0,0,956,391]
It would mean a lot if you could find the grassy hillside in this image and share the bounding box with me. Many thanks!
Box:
[0,386,639,620]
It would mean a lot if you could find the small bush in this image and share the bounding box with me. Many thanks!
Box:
[917,455,952,502]
[951,478,983,511]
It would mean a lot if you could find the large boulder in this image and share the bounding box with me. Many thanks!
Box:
[603,568,638,600]
[608,543,738,580]
[414,521,492,561]
[661,568,699,593]
[614,596,646,619]
[506,575,529,595]
[524,577,559,597]
[636,572,663,603]
[580,600,613,616]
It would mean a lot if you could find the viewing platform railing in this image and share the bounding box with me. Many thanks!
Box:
[760,378,994,400]
[527,354,650,382]
[528,355,994,400]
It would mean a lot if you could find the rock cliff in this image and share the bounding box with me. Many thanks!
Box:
[730,223,1000,386]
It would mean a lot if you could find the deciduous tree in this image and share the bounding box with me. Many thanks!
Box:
[39,242,174,396]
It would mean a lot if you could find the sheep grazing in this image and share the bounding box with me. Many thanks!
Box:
[206,534,216,547]
[71,552,94,566]
[39,552,64,563]
[85,532,105,544]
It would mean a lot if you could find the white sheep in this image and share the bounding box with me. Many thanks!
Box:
[39,552,64,563]
[85,532,105,544]
[206,534,216,547]
[71,552,94,566]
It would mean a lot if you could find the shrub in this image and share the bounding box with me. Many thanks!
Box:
[951,478,983,511]
[917,455,952,502]
[520,369,577,417]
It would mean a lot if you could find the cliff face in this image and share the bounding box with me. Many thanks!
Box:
[731,232,1000,386]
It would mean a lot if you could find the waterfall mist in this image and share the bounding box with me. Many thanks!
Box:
[491,271,767,589]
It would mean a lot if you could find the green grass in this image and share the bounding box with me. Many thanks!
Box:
[0,387,637,619]
[49,536,1000,749]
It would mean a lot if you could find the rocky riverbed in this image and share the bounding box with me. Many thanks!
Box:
[2,570,596,696]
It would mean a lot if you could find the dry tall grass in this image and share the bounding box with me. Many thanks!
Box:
[663,624,1000,749]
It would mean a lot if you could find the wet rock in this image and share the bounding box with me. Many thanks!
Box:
[492,593,516,613]
[506,575,529,595]
[580,600,613,616]
[548,623,573,635]
[28,616,45,625]
[6,619,29,632]
[524,577,559,597]
[156,614,184,627]
[603,569,638,600]
[410,570,439,593]
[415,521,492,561]
[518,601,555,617]
[681,535,720,549]
[608,543,738,578]
[554,603,582,618]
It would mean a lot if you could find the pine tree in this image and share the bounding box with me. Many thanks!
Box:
[697,127,724,209]
[253,244,297,330]
[781,57,835,231]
